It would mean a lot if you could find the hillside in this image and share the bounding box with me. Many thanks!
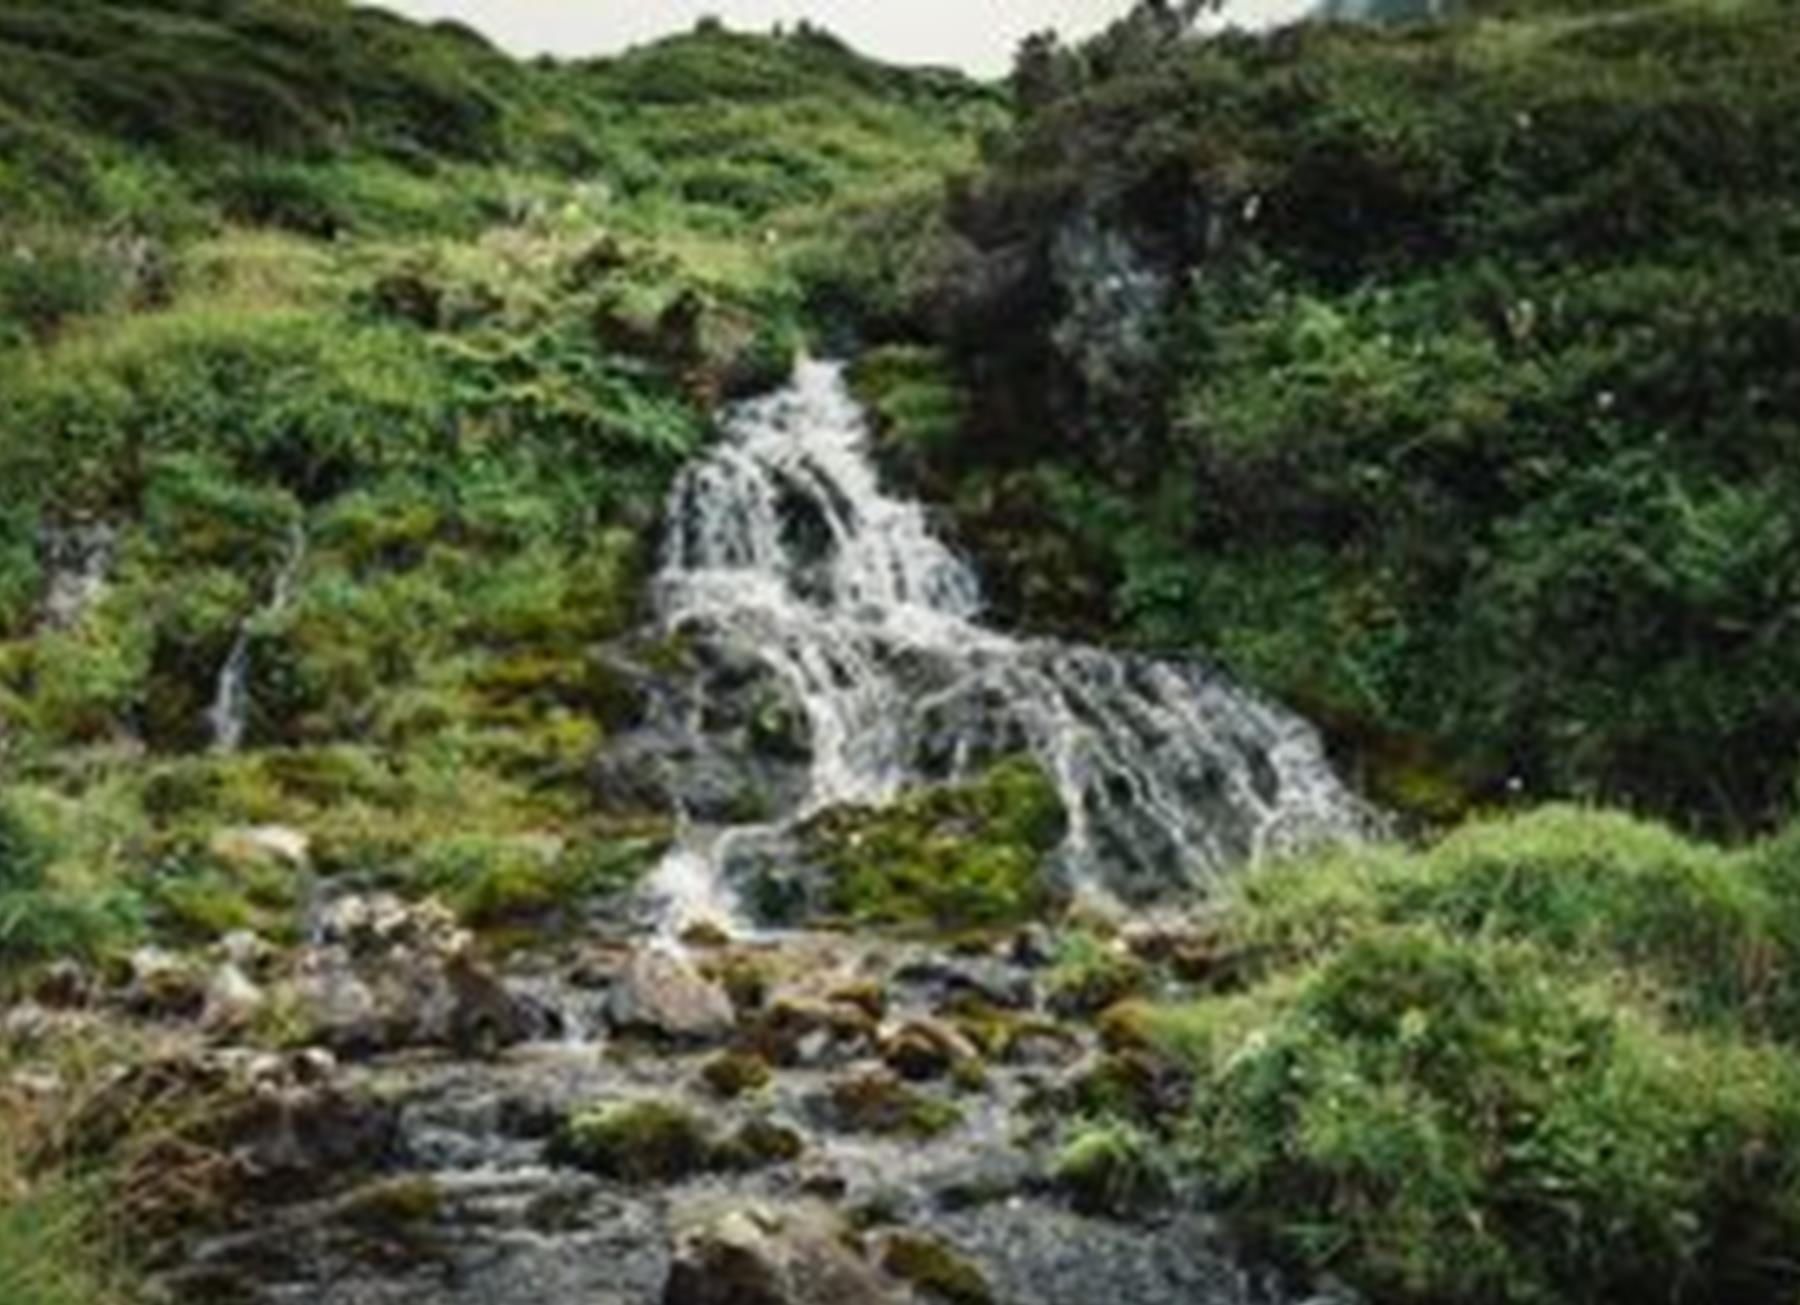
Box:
[5,3,1800,1305]
[849,0,1800,832]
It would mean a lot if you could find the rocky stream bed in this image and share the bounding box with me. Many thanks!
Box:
[4,890,1341,1305]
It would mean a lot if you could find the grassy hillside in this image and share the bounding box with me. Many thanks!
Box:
[846,0,1800,833]
[0,2,990,966]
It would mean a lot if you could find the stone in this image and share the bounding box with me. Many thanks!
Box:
[608,945,736,1044]
[202,962,267,1034]
[217,930,277,974]
[879,1017,981,1082]
[663,1201,902,1305]
[879,1231,995,1305]
[32,959,93,1009]
[891,956,1034,1011]
[821,1067,962,1139]
[210,824,311,870]
[747,996,875,1067]
[122,946,206,1019]
[550,1100,714,1184]
[286,948,382,1053]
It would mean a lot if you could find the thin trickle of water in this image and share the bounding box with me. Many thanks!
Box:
[209,521,307,754]
[646,361,1365,929]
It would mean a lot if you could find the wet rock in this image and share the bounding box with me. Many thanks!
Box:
[819,1067,962,1139]
[714,1117,806,1171]
[747,995,876,1067]
[880,1017,981,1083]
[588,636,814,827]
[892,956,1034,1011]
[701,1049,774,1098]
[880,1230,996,1305]
[427,952,557,1056]
[550,1100,714,1184]
[663,1201,902,1305]
[926,1151,1034,1212]
[608,945,736,1044]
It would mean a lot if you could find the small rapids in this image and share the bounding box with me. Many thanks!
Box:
[647,360,1365,928]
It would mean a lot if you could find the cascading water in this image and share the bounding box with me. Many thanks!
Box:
[646,360,1366,929]
[208,520,307,754]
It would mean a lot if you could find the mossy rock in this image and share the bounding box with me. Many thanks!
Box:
[826,1068,962,1139]
[798,757,1067,933]
[337,1176,443,1233]
[1046,933,1150,1016]
[880,1231,994,1305]
[548,1101,714,1184]
[701,1050,774,1099]
[712,1116,806,1171]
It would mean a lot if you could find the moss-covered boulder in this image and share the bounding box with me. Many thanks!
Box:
[879,1231,995,1305]
[741,758,1066,932]
[548,1101,714,1184]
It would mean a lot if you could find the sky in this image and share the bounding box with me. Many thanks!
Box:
[374,1,1315,77]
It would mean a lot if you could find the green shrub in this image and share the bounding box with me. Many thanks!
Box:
[1226,806,1797,1038]
[1155,927,1800,1304]
[0,237,119,341]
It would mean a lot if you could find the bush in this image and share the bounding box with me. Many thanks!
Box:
[0,237,119,341]
[1155,927,1800,1304]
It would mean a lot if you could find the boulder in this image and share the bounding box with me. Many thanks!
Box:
[202,962,267,1034]
[879,1017,981,1082]
[663,1202,902,1305]
[608,945,736,1044]
[209,825,311,870]
[122,946,206,1019]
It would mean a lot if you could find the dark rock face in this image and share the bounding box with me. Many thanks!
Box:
[588,634,814,825]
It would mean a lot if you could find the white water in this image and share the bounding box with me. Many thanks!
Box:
[646,361,1365,930]
[208,521,307,754]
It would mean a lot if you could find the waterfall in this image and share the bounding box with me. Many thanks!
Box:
[645,361,1366,929]
[208,520,307,754]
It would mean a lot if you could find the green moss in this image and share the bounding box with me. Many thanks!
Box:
[700,1050,773,1099]
[712,1117,806,1170]
[880,1232,995,1305]
[337,1176,443,1233]
[548,1101,714,1184]
[1051,1120,1171,1217]
[1045,930,1150,1015]
[801,758,1066,932]
[828,1069,963,1139]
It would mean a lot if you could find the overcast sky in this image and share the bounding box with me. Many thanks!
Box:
[374,1,1315,76]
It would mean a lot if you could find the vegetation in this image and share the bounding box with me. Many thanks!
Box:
[843,0,1800,832]
[1141,808,1800,1303]
[793,758,1068,931]
[7,2,1800,1303]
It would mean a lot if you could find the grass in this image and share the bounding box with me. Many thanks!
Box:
[1137,808,1800,1303]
